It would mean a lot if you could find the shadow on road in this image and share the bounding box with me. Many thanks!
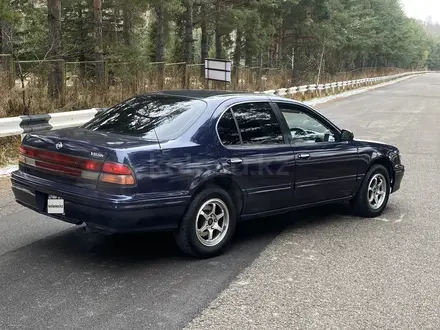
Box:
[21,202,357,265]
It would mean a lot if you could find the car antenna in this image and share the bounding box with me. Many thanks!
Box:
[153,128,163,152]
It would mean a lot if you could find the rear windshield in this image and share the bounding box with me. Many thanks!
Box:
[82,95,207,141]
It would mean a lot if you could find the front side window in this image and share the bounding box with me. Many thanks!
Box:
[277,103,337,144]
[231,102,284,145]
[83,95,207,141]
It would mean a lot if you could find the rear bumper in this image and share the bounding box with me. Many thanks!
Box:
[11,171,190,233]
[392,164,405,193]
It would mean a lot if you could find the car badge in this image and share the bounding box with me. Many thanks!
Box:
[90,151,104,158]
[56,142,63,150]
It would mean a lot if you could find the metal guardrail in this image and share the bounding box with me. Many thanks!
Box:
[262,71,425,96]
[0,71,427,138]
[0,108,105,138]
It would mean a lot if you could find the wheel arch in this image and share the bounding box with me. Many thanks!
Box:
[189,175,244,216]
[367,156,395,187]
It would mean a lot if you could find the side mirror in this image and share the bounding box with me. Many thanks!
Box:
[340,129,354,141]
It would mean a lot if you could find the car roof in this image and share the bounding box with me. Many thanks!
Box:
[143,89,305,105]
[155,89,254,99]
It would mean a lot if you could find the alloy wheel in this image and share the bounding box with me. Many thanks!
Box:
[368,173,387,210]
[195,198,230,247]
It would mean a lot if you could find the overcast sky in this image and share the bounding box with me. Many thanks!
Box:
[400,0,440,23]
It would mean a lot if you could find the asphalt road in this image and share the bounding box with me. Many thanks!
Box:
[1,73,439,329]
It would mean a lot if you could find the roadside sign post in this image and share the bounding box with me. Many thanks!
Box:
[204,58,232,90]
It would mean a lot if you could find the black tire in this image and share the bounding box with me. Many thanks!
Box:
[174,186,237,258]
[351,164,391,218]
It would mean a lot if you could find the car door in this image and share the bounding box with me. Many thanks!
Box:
[216,101,296,215]
[274,102,360,206]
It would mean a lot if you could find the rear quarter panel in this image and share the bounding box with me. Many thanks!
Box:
[127,142,221,197]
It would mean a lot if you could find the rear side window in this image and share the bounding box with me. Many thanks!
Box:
[217,109,241,146]
[232,102,284,145]
[83,95,206,141]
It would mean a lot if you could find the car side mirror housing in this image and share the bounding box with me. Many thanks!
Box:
[340,129,354,141]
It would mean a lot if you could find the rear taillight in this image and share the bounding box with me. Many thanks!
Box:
[102,162,132,175]
[84,160,102,171]
[19,145,135,186]
[19,146,25,163]
[99,162,135,185]
[19,145,35,158]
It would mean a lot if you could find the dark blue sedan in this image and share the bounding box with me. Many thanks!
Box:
[11,90,405,257]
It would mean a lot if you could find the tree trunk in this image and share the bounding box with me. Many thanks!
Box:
[183,0,194,64]
[123,0,131,47]
[47,0,63,100]
[155,5,165,62]
[233,29,242,87]
[291,45,295,83]
[215,2,222,58]
[278,28,284,68]
[267,43,272,67]
[78,5,86,81]
[154,4,166,89]
[0,20,12,54]
[243,35,254,86]
[93,0,105,88]
[200,3,208,65]
[233,30,242,66]
[244,34,253,66]
[316,40,325,85]
[270,34,277,67]
[0,20,13,79]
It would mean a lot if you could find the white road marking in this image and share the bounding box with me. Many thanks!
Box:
[394,213,406,223]
[373,217,390,222]
[371,213,405,223]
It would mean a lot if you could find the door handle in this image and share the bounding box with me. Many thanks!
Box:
[297,153,310,159]
[227,158,243,165]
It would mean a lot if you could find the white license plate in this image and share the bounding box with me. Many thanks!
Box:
[47,195,64,214]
